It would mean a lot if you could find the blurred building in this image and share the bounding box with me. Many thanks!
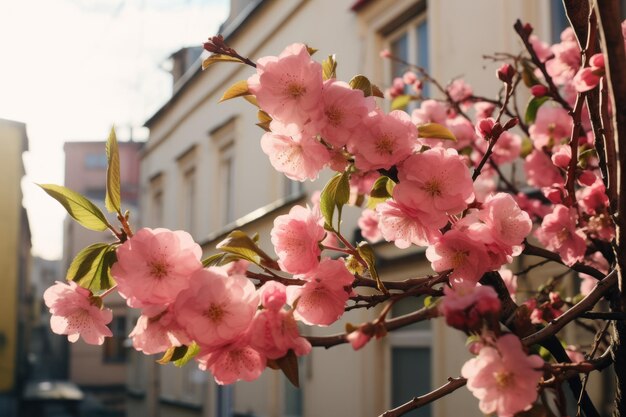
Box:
[135,1,585,417]
[62,140,142,411]
[0,118,32,417]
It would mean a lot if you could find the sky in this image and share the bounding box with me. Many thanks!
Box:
[0,0,229,260]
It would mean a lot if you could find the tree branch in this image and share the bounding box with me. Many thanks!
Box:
[378,377,467,417]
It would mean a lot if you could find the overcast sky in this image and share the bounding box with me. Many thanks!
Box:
[0,0,229,259]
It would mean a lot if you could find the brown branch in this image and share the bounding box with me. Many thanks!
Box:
[595,0,626,310]
[522,270,617,346]
[513,20,573,112]
[522,241,606,279]
[379,377,467,417]
[307,304,440,348]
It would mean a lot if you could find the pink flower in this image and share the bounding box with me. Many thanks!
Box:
[376,199,443,248]
[440,282,500,330]
[196,339,266,385]
[530,35,552,62]
[475,131,521,165]
[478,193,533,251]
[475,118,496,140]
[287,258,354,326]
[447,79,473,103]
[396,147,474,217]
[573,67,602,92]
[411,99,447,126]
[175,268,259,348]
[44,281,112,345]
[347,328,371,350]
[530,85,549,97]
[524,150,564,188]
[129,306,191,355]
[347,109,417,171]
[271,205,325,274]
[499,267,518,301]
[446,116,477,149]
[529,105,573,150]
[426,230,490,285]
[316,80,374,148]
[249,308,311,360]
[577,177,609,216]
[536,204,587,266]
[566,345,585,363]
[496,63,515,84]
[461,334,544,417]
[111,228,202,307]
[358,209,382,242]
[260,123,330,182]
[402,71,417,85]
[248,43,323,127]
[474,102,495,119]
[546,30,581,85]
[551,144,571,168]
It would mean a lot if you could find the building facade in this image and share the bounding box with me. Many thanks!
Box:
[0,118,32,417]
[135,1,579,416]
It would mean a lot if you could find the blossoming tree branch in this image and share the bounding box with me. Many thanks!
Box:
[38,1,626,416]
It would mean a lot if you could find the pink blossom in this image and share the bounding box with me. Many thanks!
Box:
[347,109,417,171]
[440,283,500,331]
[379,49,392,58]
[551,144,571,168]
[529,105,573,150]
[350,171,380,195]
[479,193,533,250]
[530,35,552,62]
[347,329,371,350]
[248,43,323,127]
[475,118,496,139]
[44,281,112,345]
[426,230,490,285]
[376,199,444,248]
[250,281,311,359]
[475,131,521,165]
[287,258,354,326]
[396,147,474,217]
[129,306,191,355]
[402,71,417,85]
[546,30,581,84]
[536,204,587,266]
[580,252,609,295]
[271,205,325,274]
[446,116,477,149]
[578,178,609,216]
[496,63,515,84]
[474,102,495,119]
[260,124,330,182]
[566,345,585,363]
[316,79,373,148]
[196,339,266,385]
[249,308,311,359]
[499,267,518,301]
[447,79,473,104]
[573,67,602,92]
[358,209,382,242]
[461,334,544,417]
[175,268,259,348]
[411,99,447,126]
[524,150,564,188]
[515,192,551,220]
[111,228,202,307]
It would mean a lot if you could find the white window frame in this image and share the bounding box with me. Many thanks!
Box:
[177,146,198,236]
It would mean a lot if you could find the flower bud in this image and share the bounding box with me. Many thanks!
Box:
[475,118,496,139]
[402,71,417,85]
[379,49,392,59]
[497,63,515,84]
[531,85,549,97]
[503,117,519,131]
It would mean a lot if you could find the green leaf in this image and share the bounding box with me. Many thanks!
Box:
[417,123,457,141]
[521,61,541,87]
[202,54,243,70]
[66,243,117,293]
[524,96,550,124]
[157,345,191,365]
[105,127,121,213]
[38,184,110,231]
[322,54,337,80]
[256,110,272,132]
[349,74,373,97]
[369,176,394,199]
[216,230,276,268]
[319,172,350,230]
[520,136,534,158]
[202,252,227,267]
[173,342,200,367]
[219,80,250,102]
[391,95,411,110]
[273,350,300,388]
[357,242,387,294]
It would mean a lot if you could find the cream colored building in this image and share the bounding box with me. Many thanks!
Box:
[135,1,581,416]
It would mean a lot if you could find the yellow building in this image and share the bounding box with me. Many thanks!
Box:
[0,118,32,416]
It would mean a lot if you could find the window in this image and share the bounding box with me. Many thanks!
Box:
[84,153,108,169]
[177,146,198,233]
[103,316,127,363]
[149,174,164,227]
[211,119,237,227]
[284,177,303,199]
[385,14,429,98]
[219,142,235,225]
[389,297,432,417]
